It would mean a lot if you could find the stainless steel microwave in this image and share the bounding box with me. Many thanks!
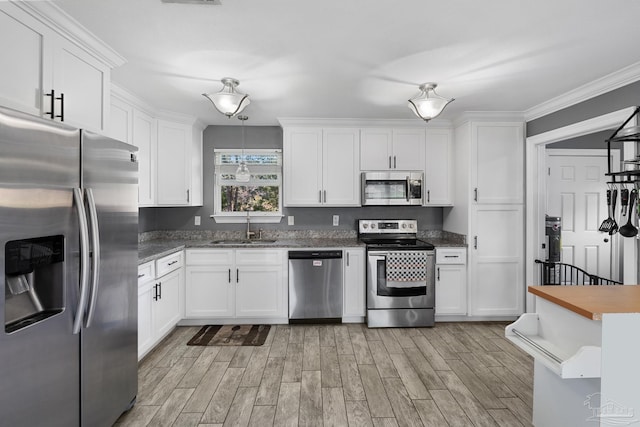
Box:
[361,171,423,206]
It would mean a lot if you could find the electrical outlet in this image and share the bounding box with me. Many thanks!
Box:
[194,215,201,226]
[332,215,339,226]
[288,216,294,226]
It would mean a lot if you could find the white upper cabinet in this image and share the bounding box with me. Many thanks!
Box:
[360,128,425,171]
[157,119,192,206]
[424,128,453,206]
[472,122,524,204]
[133,109,157,207]
[0,2,124,134]
[284,127,360,207]
[109,96,133,143]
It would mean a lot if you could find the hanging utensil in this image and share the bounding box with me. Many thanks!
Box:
[619,189,638,237]
[620,188,629,216]
[599,189,618,234]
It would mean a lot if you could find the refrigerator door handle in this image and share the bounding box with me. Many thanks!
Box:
[84,188,100,328]
[73,188,91,335]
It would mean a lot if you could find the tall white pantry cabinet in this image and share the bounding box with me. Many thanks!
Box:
[443,120,525,317]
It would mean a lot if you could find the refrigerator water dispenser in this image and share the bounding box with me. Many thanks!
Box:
[4,235,64,333]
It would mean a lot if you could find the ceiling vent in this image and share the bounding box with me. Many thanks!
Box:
[161,0,222,4]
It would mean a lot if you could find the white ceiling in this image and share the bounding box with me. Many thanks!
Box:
[54,0,640,126]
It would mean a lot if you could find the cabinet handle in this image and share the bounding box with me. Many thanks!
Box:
[186,189,190,203]
[56,92,64,122]
[158,282,162,299]
[474,236,478,250]
[437,267,440,281]
[389,156,392,169]
[138,273,145,278]
[474,188,478,202]
[427,190,430,203]
[168,260,178,266]
[319,190,322,203]
[153,283,159,301]
[323,190,327,203]
[394,156,397,169]
[236,268,239,283]
[444,255,458,258]
[45,90,56,119]
[346,252,350,266]
[228,268,231,283]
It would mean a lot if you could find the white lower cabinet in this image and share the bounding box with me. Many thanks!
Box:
[435,248,467,316]
[185,248,287,322]
[343,248,366,322]
[137,251,183,360]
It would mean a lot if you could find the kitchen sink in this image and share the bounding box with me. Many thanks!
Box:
[210,239,278,245]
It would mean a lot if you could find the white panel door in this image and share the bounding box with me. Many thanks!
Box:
[343,248,365,319]
[435,264,467,315]
[109,97,132,143]
[236,266,284,318]
[473,123,524,204]
[157,119,190,205]
[0,6,50,116]
[133,109,157,206]
[323,128,360,206]
[546,150,617,279]
[424,129,453,206]
[392,128,426,171]
[470,205,524,316]
[283,128,323,206]
[153,269,181,338]
[185,266,235,318]
[360,128,392,170]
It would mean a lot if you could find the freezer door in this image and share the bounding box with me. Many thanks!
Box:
[80,131,138,426]
[0,107,81,426]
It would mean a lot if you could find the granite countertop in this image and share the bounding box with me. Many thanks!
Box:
[138,234,466,264]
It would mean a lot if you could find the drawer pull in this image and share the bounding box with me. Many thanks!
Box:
[444,255,458,258]
[138,273,145,278]
[168,260,178,266]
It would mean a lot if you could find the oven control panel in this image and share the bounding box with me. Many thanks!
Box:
[359,219,417,234]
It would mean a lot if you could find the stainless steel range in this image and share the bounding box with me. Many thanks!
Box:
[359,219,435,328]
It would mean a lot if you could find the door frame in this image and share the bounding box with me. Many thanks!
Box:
[545,148,621,280]
[526,107,638,312]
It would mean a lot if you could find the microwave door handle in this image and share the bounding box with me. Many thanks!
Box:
[406,176,410,202]
[72,188,91,335]
[84,188,100,328]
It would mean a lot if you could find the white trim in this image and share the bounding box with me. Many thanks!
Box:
[210,215,284,224]
[525,61,640,121]
[526,107,638,313]
[452,111,526,127]
[545,148,612,157]
[15,1,126,68]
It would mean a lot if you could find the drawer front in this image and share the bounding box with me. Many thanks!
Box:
[156,251,184,276]
[186,249,234,266]
[235,249,283,266]
[436,248,467,264]
[138,261,155,285]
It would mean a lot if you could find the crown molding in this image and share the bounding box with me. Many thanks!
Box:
[15,1,126,68]
[277,117,452,129]
[525,61,640,122]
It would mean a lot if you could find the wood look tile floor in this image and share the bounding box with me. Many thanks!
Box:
[116,323,533,427]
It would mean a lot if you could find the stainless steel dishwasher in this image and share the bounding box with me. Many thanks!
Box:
[288,250,343,320]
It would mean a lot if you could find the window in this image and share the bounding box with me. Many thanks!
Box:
[213,149,283,223]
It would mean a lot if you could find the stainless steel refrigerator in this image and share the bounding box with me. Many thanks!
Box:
[0,106,138,426]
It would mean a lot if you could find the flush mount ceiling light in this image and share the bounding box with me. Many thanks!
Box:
[235,115,251,182]
[408,83,454,122]
[202,78,251,118]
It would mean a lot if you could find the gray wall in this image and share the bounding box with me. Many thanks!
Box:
[527,80,640,137]
[546,129,622,150]
[139,125,443,232]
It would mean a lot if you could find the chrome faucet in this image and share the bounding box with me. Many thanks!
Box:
[246,212,256,240]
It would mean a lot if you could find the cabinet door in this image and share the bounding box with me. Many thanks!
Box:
[108,97,133,143]
[0,5,51,117]
[343,248,365,319]
[435,264,467,315]
[472,123,524,204]
[137,283,154,360]
[185,266,235,318]
[360,128,393,170]
[133,109,156,206]
[236,265,284,318]
[157,119,191,205]
[51,36,109,133]
[153,269,181,338]
[323,128,360,206]
[469,205,524,316]
[424,129,453,206]
[392,128,426,171]
[283,128,323,206]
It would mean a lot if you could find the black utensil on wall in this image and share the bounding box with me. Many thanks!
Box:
[619,189,638,237]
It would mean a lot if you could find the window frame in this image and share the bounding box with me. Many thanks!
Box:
[211,148,284,224]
